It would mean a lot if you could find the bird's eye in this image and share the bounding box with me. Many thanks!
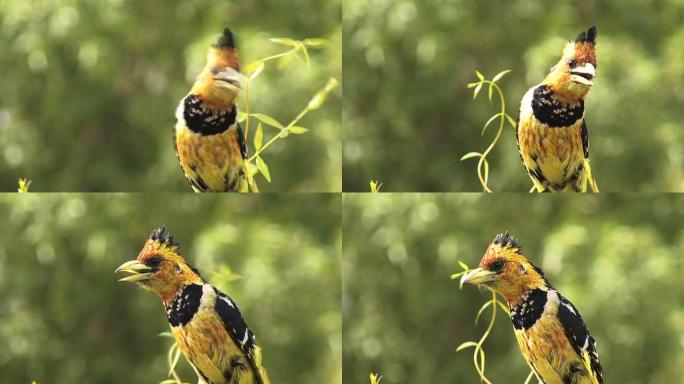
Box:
[146,256,162,267]
[568,59,577,68]
[490,260,505,272]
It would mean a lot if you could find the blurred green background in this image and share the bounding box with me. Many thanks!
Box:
[0,0,341,192]
[0,194,341,384]
[343,193,684,383]
[343,0,684,191]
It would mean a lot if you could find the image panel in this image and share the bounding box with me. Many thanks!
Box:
[0,193,341,384]
[0,0,341,192]
[343,1,684,192]
[343,193,684,382]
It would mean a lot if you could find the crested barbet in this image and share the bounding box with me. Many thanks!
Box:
[116,227,269,384]
[517,26,599,192]
[461,232,603,384]
[175,28,250,192]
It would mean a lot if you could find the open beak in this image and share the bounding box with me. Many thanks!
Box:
[460,267,498,288]
[570,63,595,86]
[115,260,155,283]
[212,67,244,90]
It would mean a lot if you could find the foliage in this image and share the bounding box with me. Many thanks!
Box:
[461,70,517,192]
[370,372,383,384]
[0,194,341,384]
[0,0,341,192]
[240,39,339,189]
[17,178,31,192]
[343,0,684,191]
[369,180,382,192]
[343,193,684,383]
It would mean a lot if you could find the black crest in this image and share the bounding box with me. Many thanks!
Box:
[214,28,236,49]
[150,226,179,248]
[575,26,597,44]
[493,231,520,249]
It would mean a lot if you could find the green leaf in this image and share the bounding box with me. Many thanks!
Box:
[237,111,248,123]
[251,113,284,129]
[247,61,265,80]
[506,114,517,128]
[467,82,479,88]
[492,69,511,83]
[456,341,478,352]
[488,83,493,103]
[304,38,329,47]
[288,126,309,134]
[475,70,485,81]
[256,156,271,182]
[269,37,299,47]
[254,123,263,151]
[308,92,326,110]
[299,42,311,67]
[473,82,483,99]
[450,272,464,280]
[458,260,469,271]
[460,152,481,161]
[246,161,259,177]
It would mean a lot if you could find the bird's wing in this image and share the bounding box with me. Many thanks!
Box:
[236,121,248,160]
[213,288,268,384]
[581,120,589,159]
[557,294,603,383]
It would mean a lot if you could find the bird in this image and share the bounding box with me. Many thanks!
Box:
[516,26,599,192]
[460,232,603,384]
[174,28,250,192]
[116,227,269,384]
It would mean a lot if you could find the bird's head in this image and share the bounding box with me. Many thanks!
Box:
[116,227,203,300]
[192,28,244,109]
[460,232,547,303]
[544,26,597,101]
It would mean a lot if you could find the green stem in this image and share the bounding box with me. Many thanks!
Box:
[476,80,508,193]
[473,291,498,384]
[247,105,309,163]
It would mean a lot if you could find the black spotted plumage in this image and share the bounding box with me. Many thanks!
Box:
[165,283,203,327]
[531,85,584,128]
[510,288,547,330]
[183,95,238,136]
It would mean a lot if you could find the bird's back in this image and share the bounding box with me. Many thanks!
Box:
[511,288,603,384]
[168,283,268,384]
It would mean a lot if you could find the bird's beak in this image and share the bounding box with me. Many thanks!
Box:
[460,267,498,287]
[570,63,595,86]
[115,260,155,283]
[213,67,244,90]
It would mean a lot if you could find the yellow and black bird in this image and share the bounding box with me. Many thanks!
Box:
[116,227,269,384]
[517,26,599,192]
[461,232,603,384]
[175,28,249,192]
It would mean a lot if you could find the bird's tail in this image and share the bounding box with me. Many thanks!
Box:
[583,160,600,193]
[253,346,270,384]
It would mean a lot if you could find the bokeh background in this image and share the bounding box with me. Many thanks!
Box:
[0,194,341,384]
[0,0,341,192]
[343,0,684,191]
[343,193,684,383]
